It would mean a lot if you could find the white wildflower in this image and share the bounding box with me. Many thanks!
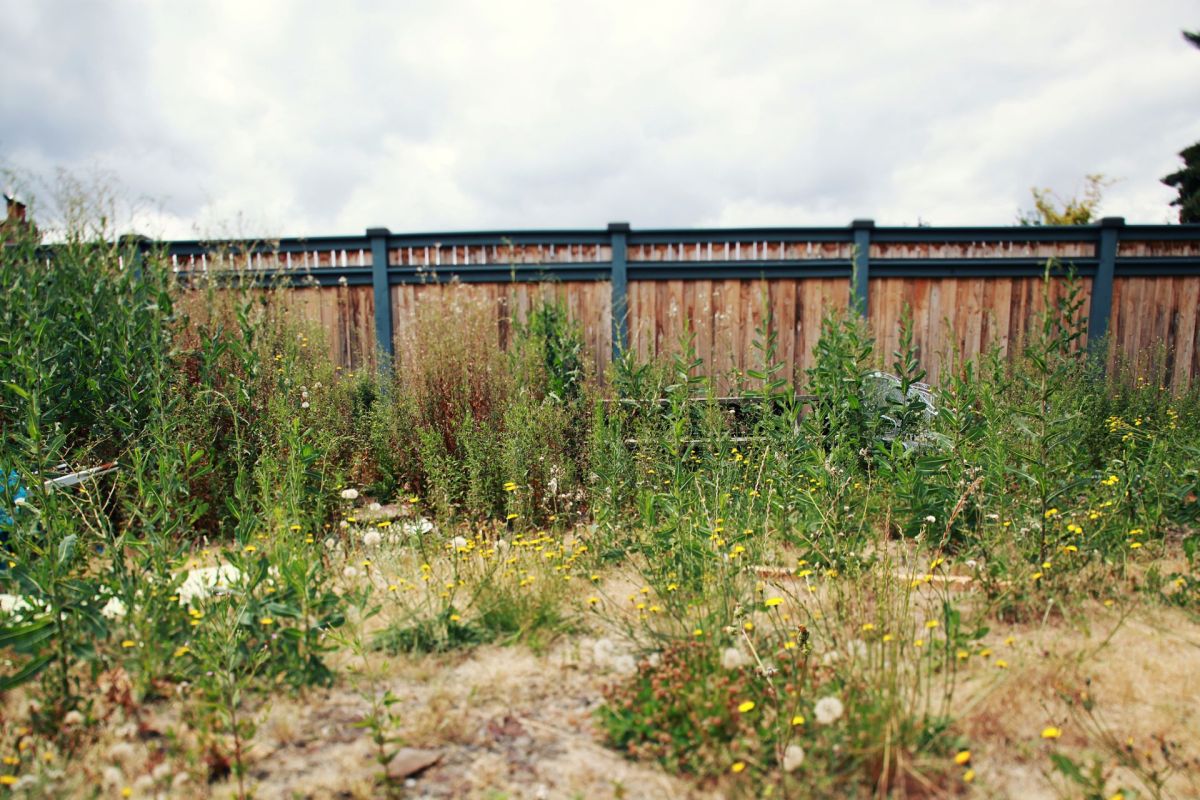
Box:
[340,488,359,501]
[0,594,32,615]
[107,741,137,764]
[362,530,382,548]
[814,695,845,725]
[100,596,127,620]
[177,565,241,606]
[300,401,310,409]
[721,647,748,670]
[452,535,468,549]
[368,501,382,512]
[783,744,806,771]
[401,517,434,536]
[924,515,937,524]
[342,566,358,579]
[324,537,338,550]
[63,710,84,726]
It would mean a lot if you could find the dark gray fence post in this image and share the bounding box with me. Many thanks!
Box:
[850,219,874,316]
[367,227,394,361]
[609,222,630,360]
[1087,217,1122,359]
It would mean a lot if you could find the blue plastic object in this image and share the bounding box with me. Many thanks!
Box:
[1,471,27,531]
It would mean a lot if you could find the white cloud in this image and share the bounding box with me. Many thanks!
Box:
[2,0,1197,236]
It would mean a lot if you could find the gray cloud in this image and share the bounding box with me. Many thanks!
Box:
[3,0,1198,237]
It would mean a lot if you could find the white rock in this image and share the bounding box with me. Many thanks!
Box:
[611,654,637,675]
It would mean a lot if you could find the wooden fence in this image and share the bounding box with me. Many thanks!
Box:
[159,219,1200,391]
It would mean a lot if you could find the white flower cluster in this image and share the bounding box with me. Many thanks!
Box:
[100,596,127,620]
[400,517,435,536]
[0,593,32,615]
[176,564,242,606]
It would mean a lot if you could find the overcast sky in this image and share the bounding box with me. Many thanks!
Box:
[3,1,1198,238]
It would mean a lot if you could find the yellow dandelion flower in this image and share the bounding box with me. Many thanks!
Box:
[174,646,190,658]
[260,617,274,626]
[1041,726,1062,739]
[743,621,754,632]
[791,714,805,726]
[1044,508,1059,519]
[243,545,257,553]
[914,638,925,648]
[765,597,783,608]
[1129,542,1142,549]
[693,628,704,637]
[963,768,975,783]
[954,750,971,765]
[506,513,519,520]
[738,700,756,713]
[956,649,969,660]
[925,620,939,629]
[730,761,746,774]
[121,640,136,648]
[784,640,797,650]
[882,633,894,642]
[995,659,1009,669]
[1,757,17,766]
[449,614,461,622]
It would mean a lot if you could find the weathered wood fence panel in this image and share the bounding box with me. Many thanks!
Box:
[156,219,1200,392]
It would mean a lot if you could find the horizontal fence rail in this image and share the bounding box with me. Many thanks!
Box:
[100,219,1200,390]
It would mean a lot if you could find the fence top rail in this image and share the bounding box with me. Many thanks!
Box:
[19,221,1200,263]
